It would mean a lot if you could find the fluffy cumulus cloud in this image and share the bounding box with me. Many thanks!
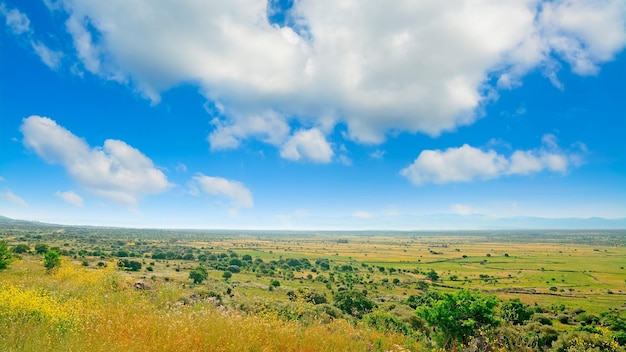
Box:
[20,116,171,205]
[401,134,585,185]
[192,174,253,208]
[16,1,626,149]
[54,190,84,207]
[279,128,334,163]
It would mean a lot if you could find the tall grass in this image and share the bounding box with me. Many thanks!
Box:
[0,259,418,351]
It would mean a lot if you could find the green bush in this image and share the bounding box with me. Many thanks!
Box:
[189,266,208,284]
[363,312,411,335]
[44,251,61,270]
[501,298,534,325]
[333,290,376,318]
[417,289,499,348]
[550,331,621,352]
[0,240,12,270]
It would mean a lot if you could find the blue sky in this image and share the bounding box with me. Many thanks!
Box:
[1,0,625,229]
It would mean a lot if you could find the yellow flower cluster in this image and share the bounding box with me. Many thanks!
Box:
[0,283,83,333]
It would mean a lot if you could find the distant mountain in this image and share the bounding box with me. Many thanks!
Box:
[0,215,57,228]
[283,213,626,230]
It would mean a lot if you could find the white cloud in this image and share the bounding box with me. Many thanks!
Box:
[0,4,31,34]
[31,41,63,70]
[1,4,63,70]
[55,190,84,207]
[451,204,479,216]
[401,134,585,185]
[209,110,291,150]
[370,150,386,159]
[19,1,626,148]
[1,190,28,207]
[280,128,334,163]
[352,211,373,219]
[176,163,188,173]
[192,173,253,208]
[539,0,626,75]
[401,144,508,185]
[20,116,171,205]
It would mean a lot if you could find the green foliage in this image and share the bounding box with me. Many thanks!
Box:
[425,269,439,282]
[270,279,281,287]
[12,244,29,254]
[501,298,534,325]
[612,331,626,346]
[222,270,232,280]
[405,291,442,309]
[189,266,208,284]
[117,259,142,271]
[601,311,626,332]
[417,289,499,347]
[0,240,13,270]
[550,331,621,352]
[533,314,553,326]
[35,243,49,254]
[333,290,377,318]
[226,265,240,273]
[287,287,327,305]
[363,312,411,335]
[229,258,243,267]
[44,251,61,270]
[523,322,560,350]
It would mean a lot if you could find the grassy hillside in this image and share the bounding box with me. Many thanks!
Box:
[1,223,625,351]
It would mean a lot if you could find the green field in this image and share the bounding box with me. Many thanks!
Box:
[1,220,625,351]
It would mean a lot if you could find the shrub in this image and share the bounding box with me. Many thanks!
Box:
[501,298,534,325]
[550,331,620,352]
[532,314,553,326]
[12,244,29,254]
[417,289,499,348]
[363,312,411,335]
[333,290,376,318]
[227,265,241,273]
[557,314,570,324]
[405,291,442,309]
[35,243,49,254]
[189,266,208,284]
[425,269,439,282]
[44,251,61,270]
[0,240,12,270]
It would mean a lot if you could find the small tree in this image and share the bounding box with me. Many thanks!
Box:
[501,298,533,325]
[128,260,142,271]
[189,266,208,284]
[0,240,12,270]
[426,269,439,282]
[35,243,49,254]
[12,244,29,254]
[333,290,376,318]
[222,270,232,280]
[44,251,61,270]
[418,289,499,348]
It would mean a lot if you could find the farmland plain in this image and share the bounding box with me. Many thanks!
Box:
[1,219,625,351]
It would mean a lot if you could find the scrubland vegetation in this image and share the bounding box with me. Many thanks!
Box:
[1,219,625,351]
